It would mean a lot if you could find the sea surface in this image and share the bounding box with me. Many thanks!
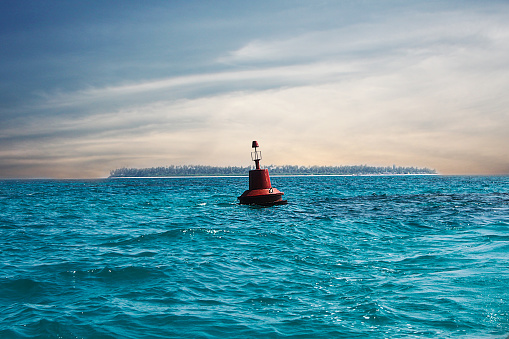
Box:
[1,175,508,338]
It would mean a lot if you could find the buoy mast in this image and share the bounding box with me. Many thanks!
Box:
[252,140,261,169]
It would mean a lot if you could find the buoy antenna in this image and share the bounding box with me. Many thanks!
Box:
[251,140,262,169]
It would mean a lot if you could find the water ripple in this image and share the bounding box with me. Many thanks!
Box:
[0,176,508,338]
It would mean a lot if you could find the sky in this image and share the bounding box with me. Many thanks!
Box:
[1,0,509,178]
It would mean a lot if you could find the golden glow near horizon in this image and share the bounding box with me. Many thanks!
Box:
[1,1,508,178]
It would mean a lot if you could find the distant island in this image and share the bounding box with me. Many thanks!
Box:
[109,164,437,177]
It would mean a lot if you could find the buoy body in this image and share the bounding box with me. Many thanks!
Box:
[249,169,271,190]
[238,142,287,206]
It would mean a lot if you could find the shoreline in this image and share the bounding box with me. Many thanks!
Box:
[108,173,439,179]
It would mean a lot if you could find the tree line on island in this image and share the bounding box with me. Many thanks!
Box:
[109,164,437,177]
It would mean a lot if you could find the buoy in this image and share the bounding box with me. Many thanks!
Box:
[238,141,287,206]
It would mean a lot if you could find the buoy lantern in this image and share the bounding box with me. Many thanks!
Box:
[238,141,287,206]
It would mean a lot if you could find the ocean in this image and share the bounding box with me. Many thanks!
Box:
[1,175,508,338]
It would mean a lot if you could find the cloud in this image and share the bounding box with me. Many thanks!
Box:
[1,1,509,177]
[219,6,504,65]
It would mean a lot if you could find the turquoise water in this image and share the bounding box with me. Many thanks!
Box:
[1,175,508,338]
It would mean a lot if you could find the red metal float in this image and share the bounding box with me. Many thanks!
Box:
[238,141,287,206]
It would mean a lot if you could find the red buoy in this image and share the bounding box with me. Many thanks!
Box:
[238,141,287,206]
